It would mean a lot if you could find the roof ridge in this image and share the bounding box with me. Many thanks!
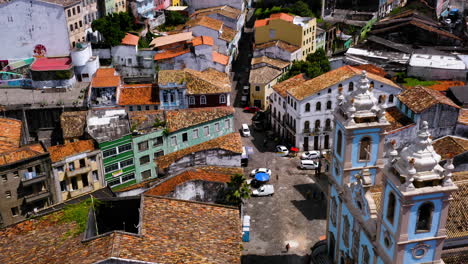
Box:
[143,194,238,210]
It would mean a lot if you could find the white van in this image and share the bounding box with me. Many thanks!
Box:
[241,124,251,137]
[300,160,319,170]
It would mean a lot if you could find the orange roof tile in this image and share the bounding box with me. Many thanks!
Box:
[425,81,465,92]
[95,68,117,77]
[384,106,415,134]
[158,68,231,94]
[212,51,229,65]
[192,36,214,46]
[166,106,234,132]
[48,140,95,163]
[0,144,46,166]
[397,86,460,113]
[458,108,468,125]
[0,118,22,153]
[433,136,468,160]
[273,73,308,97]
[118,84,160,106]
[270,12,294,22]
[121,33,140,46]
[255,40,300,53]
[154,47,190,60]
[186,16,223,31]
[220,26,237,42]
[191,5,242,20]
[92,68,120,88]
[149,32,193,48]
[353,64,387,77]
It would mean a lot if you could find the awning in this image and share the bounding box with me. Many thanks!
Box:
[254,172,270,182]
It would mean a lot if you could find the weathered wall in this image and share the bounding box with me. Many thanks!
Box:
[420,104,459,139]
[169,180,226,203]
[31,75,77,89]
[455,123,468,138]
[408,66,467,81]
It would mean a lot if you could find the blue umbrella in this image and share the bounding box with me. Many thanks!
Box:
[255,172,270,182]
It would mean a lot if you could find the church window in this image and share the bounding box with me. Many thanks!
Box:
[359,137,371,161]
[348,82,354,92]
[326,100,332,110]
[389,94,394,103]
[370,81,374,88]
[305,103,310,112]
[316,102,321,111]
[416,202,434,233]
[343,215,350,247]
[304,121,310,131]
[387,192,396,224]
[315,120,320,129]
[336,130,343,156]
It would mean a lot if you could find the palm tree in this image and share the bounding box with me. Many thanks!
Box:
[225,174,251,206]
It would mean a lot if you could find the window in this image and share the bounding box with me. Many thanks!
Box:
[370,81,374,88]
[193,129,199,139]
[121,173,135,183]
[79,20,82,27]
[389,94,394,103]
[305,103,310,112]
[343,215,350,247]
[142,170,152,180]
[57,166,64,172]
[139,155,150,165]
[255,86,260,91]
[328,88,332,94]
[378,95,384,104]
[189,96,195,105]
[416,202,434,233]
[82,175,89,187]
[362,245,370,264]
[348,82,354,92]
[71,177,78,190]
[60,180,67,192]
[1,175,6,182]
[325,119,331,129]
[304,121,310,131]
[316,102,321,111]
[92,170,99,181]
[315,120,321,129]
[387,192,396,224]
[220,94,226,104]
[203,126,209,136]
[77,5,80,13]
[129,106,134,111]
[72,7,76,15]
[331,198,337,225]
[200,95,207,105]
[359,137,371,161]
[108,178,121,187]
[336,130,343,156]
[137,106,142,111]
[294,102,297,110]
[224,119,231,129]
[103,148,117,158]
[215,122,220,132]
[118,143,132,153]
[70,24,73,31]
[154,150,164,158]
[79,159,86,168]
[120,159,133,168]
[170,136,177,146]
[68,9,71,17]
[269,29,276,38]
[153,136,163,147]
[138,141,149,151]
[182,133,188,142]
[74,22,78,30]
[145,105,150,110]
[105,163,119,173]
[11,207,19,217]
[68,162,75,171]
[5,191,11,198]
[326,101,332,110]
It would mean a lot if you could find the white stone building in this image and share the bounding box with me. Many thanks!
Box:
[70,42,99,82]
[270,66,402,151]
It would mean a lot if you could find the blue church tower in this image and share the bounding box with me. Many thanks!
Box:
[326,71,458,264]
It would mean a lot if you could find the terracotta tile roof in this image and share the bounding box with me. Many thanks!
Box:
[424,81,465,92]
[288,65,401,100]
[442,246,468,264]
[156,132,243,169]
[353,64,387,77]
[433,136,468,160]
[0,144,46,166]
[249,66,282,84]
[118,84,160,106]
[0,195,241,264]
[273,73,308,97]
[60,111,87,139]
[220,26,238,42]
[30,57,73,71]
[397,86,460,113]
[251,56,290,70]
[384,106,415,134]
[212,51,229,65]
[146,169,233,196]
[158,68,231,94]
[255,40,300,53]
[254,19,269,27]
[154,47,190,60]
[149,32,193,48]
[121,33,140,46]
[166,106,234,132]
[48,140,95,163]
[254,13,294,27]
[458,109,468,125]
[92,68,120,88]
[186,16,223,31]
[191,5,242,20]
[0,118,22,153]
[129,110,166,132]
[192,35,214,46]
[446,172,468,239]
[194,166,244,175]
[369,185,384,214]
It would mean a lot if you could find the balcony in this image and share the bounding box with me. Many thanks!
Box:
[324,126,332,132]
[24,190,50,203]
[303,128,311,134]
[22,172,47,186]
[66,166,92,177]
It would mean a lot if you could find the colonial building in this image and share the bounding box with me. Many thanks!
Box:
[88,68,121,107]
[325,70,459,264]
[118,83,160,111]
[270,66,401,151]
[253,40,302,62]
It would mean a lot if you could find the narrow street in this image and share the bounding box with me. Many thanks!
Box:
[231,9,329,264]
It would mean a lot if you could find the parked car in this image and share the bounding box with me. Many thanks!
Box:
[275,145,289,157]
[252,111,266,121]
[241,124,251,137]
[301,151,321,160]
[244,106,260,113]
[300,160,319,170]
[250,168,272,177]
[242,86,249,95]
[252,184,275,196]
[241,96,248,106]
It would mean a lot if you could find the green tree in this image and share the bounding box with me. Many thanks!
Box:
[280,48,330,81]
[224,174,251,206]
[165,11,188,26]
[92,12,136,46]
[288,1,314,17]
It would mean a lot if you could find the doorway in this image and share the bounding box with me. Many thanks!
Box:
[304,136,309,151]
[324,135,330,149]
[314,136,319,150]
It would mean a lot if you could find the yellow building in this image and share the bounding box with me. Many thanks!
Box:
[171,0,181,6]
[254,13,317,60]
[115,0,127,13]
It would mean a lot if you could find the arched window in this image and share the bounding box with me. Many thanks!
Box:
[370,81,374,88]
[304,121,310,130]
[337,130,343,156]
[389,94,394,103]
[326,100,332,110]
[359,137,371,160]
[416,202,434,233]
[348,82,354,92]
[386,192,396,224]
[328,88,332,94]
[200,95,207,105]
[316,102,321,111]
[315,120,320,129]
[325,119,331,129]
[189,96,195,105]
[305,103,311,112]
[219,94,226,104]
[378,95,384,104]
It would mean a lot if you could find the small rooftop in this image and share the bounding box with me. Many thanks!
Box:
[48,140,95,163]
[60,111,88,139]
[120,33,140,46]
[118,84,160,106]
[166,106,234,132]
[255,40,300,53]
[0,144,46,166]
[92,68,120,88]
[149,32,193,48]
[448,86,468,105]
[158,68,231,95]
[212,51,229,65]
[384,106,415,134]
[30,57,72,71]
[397,86,460,113]
[154,47,190,60]
[458,109,468,125]
[87,109,130,143]
[220,26,238,42]
[192,35,214,46]
[433,136,468,160]
[254,13,294,27]
[0,117,22,153]
[191,5,242,20]
[409,54,466,70]
[249,66,282,84]
[186,16,224,31]
[128,110,165,133]
[251,56,290,70]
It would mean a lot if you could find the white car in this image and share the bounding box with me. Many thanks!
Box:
[301,151,321,160]
[300,160,319,170]
[241,124,251,137]
[275,145,289,157]
[250,168,272,177]
[252,184,275,196]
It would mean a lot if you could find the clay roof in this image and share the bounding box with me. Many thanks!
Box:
[128,110,166,132]
[458,109,468,125]
[353,64,387,77]
[156,132,243,169]
[255,40,300,53]
[154,47,190,60]
[158,68,231,94]
[0,195,241,264]
[370,185,383,214]
[220,26,237,42]
[251,56,290,70]
[191,5,242,20]
[60,111,87,139]
[0,144,46,166]
[397,86,460,113]
[48,140,95,163]
[92,68,120,88]
[118,84,160,106]
[446,172,468,239]
[146,169,233,196]
[433,136,468,160]
[121,33,140,46]
[384,106,415,134]
[424,81,465,92]
[0,118,22,153]
[288,65,401,100]
[249,66,282,84]
[149,32,193,48]
[30,57,73,71]
[254,12,294,27]
[166,106,234,132]
[212,51,229,65]
[186,16,223,31]
[192,36,214,46]
[272,73,308,97]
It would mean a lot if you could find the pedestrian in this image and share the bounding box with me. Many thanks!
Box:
[285,243,290,252]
